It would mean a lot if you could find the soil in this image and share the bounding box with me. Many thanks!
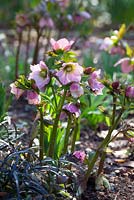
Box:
[6,100,134,200]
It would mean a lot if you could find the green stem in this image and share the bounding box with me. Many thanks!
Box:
[51,86,57,108]
[71,118,79,152]
[97,150,106,176]
[111,95,117,125]
[85,106,125,181]
[48,89,67,158]
[63,116,72,154]
[24,26,31,76]
[97,95,117,176]
[43,29,51,60]
[15,31,22,79]
[32,29,41,65]
[39,107,44,160]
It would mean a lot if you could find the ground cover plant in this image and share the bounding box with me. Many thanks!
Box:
[0,1,134,200]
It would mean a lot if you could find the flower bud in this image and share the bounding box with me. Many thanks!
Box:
[112,81,119,90]
[125,86,134,98]
[84,67,95,75]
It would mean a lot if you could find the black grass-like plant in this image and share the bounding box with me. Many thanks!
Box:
[0,142,84,200]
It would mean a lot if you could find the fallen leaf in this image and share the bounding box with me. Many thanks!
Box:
[121,161,134,168]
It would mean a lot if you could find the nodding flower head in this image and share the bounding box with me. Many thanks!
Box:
[88,69,104,95]
[56,62,83,85]
[10,82,24,99]
[114,57,134,73]
[29,61,50,91]
[39,17,54,29]
[15,13,29,27]
[27,91,41,105]
[70,83,84,98]
[125,86,134,98]
[62,103,81,118]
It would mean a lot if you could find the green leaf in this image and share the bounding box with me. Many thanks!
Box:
[105,116,111,127]
[102,176,111,190]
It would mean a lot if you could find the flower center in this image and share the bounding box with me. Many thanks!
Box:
[64,64,73,72]
[40,69,47,78]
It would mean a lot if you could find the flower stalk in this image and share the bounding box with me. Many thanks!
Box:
[48,89,67,158]
[97,94,117,176]
[85,95,125,181]
[63,116,72,154]
[24,26,31,76]
[15,31,22,79]
[32,28,41,65]
[71,118,80,152]
[39,106,45,160]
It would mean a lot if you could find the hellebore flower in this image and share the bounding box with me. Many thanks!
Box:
[125,86,134,98]
[88,69,104,95]
[50,38,74,51]
[10,82,24,99]
[29,61,50,91]
[110,46,125,55]
[70,83,84,98]
[58,0,70,9]
[73,151,86,163]
[73,11,91,24]
[63,103,81,118]
[15,13,29,27]
[79,11,91,19]
[27,91,41,105]
[100,37,113,51]
[56,62,83,85]
[100,37,124,55]
[39,17,54,29]
[114,57,134,73]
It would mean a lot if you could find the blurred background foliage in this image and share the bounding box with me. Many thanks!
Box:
[0,0,134,28]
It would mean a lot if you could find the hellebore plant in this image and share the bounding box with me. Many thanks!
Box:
[10,33,134,191]
[14,0,92,79]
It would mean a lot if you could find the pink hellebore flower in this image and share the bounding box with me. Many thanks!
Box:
[29,61,50,91]
[88,69,104,95]
[58,0,70,8]
[56,62,83,85]
[27,91,41,105]
[63,103,81,118]
[79,11,91,19]
[110,46,125,55]
[16,13,29,27]
[114,57,134,73]
[100,37,113,51]
[73,11,91,24]
[125,86,134,98]
[10,83,24,99]
[50,38,74,51]
[128,137,134,142]
[70,83,84,98]
[73,151,86,163]
[39,17,54,29]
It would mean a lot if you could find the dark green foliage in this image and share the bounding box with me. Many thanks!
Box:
[0,144,82,199]
[107,0,134,24]
[100,51,121,77]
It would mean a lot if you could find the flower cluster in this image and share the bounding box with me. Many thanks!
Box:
[100,24,134,74]
[11,37,105,109]
[10,37,106,159]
